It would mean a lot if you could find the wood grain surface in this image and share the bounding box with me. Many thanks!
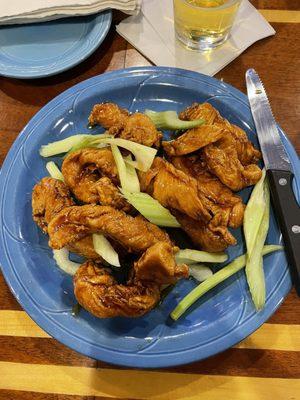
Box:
[0,1,299,399]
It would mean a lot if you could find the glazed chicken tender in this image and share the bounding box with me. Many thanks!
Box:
[89,102,129,129]
[174,212,236,253]
[202,142,262,191]
[32,177,75,233]
[48,205,171,253]
[162,124,224,156]
[89,103,162,148]
[74,261,160,318]
[139,157,211,223]
[32,177,100,259]
[171,102,262,191]
[134,242,189,285]
[62,148,131,211]
[171,155,245,229]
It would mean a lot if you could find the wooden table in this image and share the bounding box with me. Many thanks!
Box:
[0,1,299,399]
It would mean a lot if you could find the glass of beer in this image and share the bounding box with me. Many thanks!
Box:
[173,0,242,51]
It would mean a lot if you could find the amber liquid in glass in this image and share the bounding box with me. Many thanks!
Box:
[173,0,241,50]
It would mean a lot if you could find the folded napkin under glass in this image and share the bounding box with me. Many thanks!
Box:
[117,0,275,76]
[0,0,141,25]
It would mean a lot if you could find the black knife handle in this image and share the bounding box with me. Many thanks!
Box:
[267,169,300,295]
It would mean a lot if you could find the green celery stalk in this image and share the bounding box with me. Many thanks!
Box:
[175,249,228,264]
[170,245,283,321]
[92,234,120,267]
[121,189,180,227]
[111,145,140,193]
[189,264,213,282]
[245,180,270,310]
[95,137,157,172]
[145,110,205,131]
[40,134,109,157]
[46,161,64,181]
[243,169,266,256]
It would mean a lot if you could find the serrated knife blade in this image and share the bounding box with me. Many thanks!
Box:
[245,68,300,297]
[246,68,291,171]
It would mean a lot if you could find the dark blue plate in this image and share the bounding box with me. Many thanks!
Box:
[0,67,299,368]
[0,11,112,79]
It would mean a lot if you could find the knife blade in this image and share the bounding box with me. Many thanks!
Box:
[246,68,300,296]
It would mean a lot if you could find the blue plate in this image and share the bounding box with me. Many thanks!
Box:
[0,11,112,79]
[0,67,299,368]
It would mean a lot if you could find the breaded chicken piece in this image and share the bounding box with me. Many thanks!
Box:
[62,148,131,211]
[95,176,131,212]
[134,242,189,285]
[88,102,129,129]
[171,155,245,228]
[114,113,162,148]
[179,102,223,125]
[162,124,224,156]
[178,102,262,191]
[74,261,160,318]
[32,177,101,259]
[139,157,211,223]
[48,205,171,253]
[67,236,99,260]
[32,177,75,233]
[88,103,162,148]
[203,142,262,191]
[174,212,236,253]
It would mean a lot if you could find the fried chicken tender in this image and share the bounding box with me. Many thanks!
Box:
[48,205,171,253]
[67,236,99,259]
[74,261,160,318]
[222,120,261,165]
[88,103,162,148]
[179,102,223,125]
[134,242,189,285]
[114,113,162,148]
[175,212,236,252]
[162,124,224,156]
[89,102,129,129]
[171,156,245,228]
[32,177,75,233]
[203,143,262,191]
[177,102,262,191]
[62,148,130,211]
[139,157,211,223]
[32,177,101,259]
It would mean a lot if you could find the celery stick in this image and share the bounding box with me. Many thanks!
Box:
[53,248,81,276]
[170,245,283,320]
[46,161,64,181]
[40,134,109,157]
[111,145,140,193]
[243,169,266,256]
[189,264,213,282]
[124,154,141,192]
[121,189,180,227]
[65,137,100,156]
[92,234,120,267]
[95,137,157,172]
[245,181,270,310]
[145,110,205,131]
[175,249,227,264]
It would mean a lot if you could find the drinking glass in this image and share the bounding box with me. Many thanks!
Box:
[173,0,242,51]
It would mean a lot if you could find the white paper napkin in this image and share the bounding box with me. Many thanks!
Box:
[0,0,141,25]
[117,0,275,76]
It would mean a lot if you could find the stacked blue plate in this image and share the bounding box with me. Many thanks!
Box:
[0,11,112,79]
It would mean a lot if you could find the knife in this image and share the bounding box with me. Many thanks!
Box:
[246,68,300,296]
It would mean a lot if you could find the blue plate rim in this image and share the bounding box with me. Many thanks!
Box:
[0,66,298,368]
[0,11,112,79]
